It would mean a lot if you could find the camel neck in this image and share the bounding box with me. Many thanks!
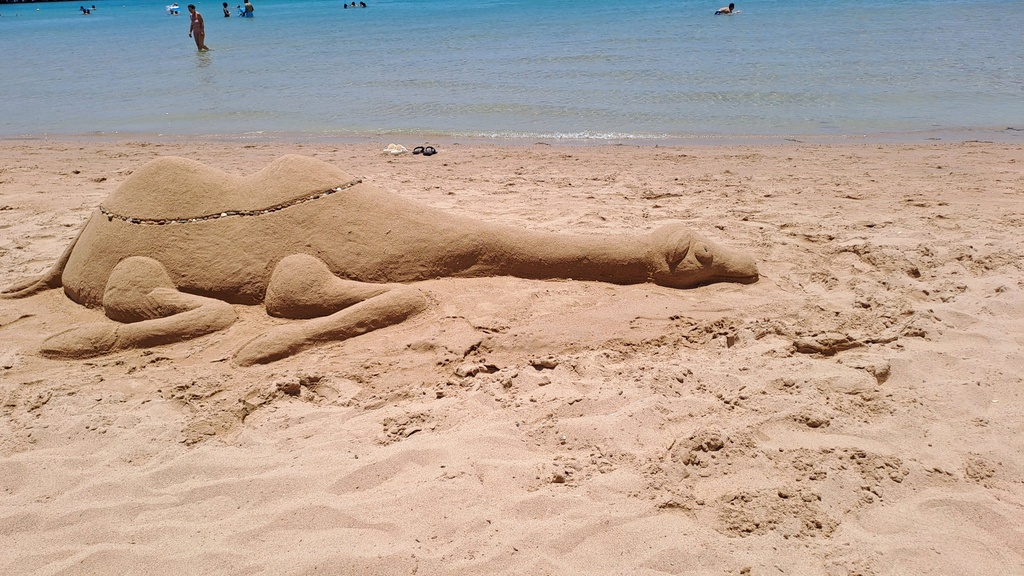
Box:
[470,227,652,285]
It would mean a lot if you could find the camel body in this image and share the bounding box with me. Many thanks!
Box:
[3,155,758,364]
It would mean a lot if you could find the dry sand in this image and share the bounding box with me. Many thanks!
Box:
[0,139,1022,575]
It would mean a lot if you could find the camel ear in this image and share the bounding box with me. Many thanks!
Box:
[664,234,691,269]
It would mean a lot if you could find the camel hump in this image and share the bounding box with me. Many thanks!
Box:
[101,154,356,220]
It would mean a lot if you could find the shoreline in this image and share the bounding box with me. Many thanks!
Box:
[4,124,1022,148]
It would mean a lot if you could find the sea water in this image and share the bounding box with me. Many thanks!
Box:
[0,0,1021,142]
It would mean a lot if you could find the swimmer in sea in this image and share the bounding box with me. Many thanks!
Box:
[715,3,734,15]
[187,4,209,51]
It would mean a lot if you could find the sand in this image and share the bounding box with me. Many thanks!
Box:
[1,139,1022,575]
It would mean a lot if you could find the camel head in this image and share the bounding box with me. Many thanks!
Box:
[648,224,759,289]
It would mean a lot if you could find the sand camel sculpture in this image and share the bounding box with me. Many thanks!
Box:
[2,155,758,365]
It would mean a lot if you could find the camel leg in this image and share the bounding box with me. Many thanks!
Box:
[40,256,237,359]
[233,254,427,366]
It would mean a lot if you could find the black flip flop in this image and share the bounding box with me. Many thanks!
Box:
[422,146,437,156]
[412,146,424,155]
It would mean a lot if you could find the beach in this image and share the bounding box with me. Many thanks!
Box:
[1,138,1022,575]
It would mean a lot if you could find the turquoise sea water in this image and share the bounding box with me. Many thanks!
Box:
[0,0,1021,142]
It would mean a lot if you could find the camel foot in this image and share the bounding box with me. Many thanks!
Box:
[234,286,428,366]
[234,326,308,366]
[40,323,119,359]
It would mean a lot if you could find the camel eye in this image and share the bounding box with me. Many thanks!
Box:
[694,243,713,266]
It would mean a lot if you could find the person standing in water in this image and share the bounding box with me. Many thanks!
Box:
[187,4,209,51]
[222,2,230,17]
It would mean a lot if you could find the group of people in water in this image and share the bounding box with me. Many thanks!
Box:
[227,1,255,18]
[178,0,736,55]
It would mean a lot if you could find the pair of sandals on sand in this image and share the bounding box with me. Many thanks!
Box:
[383,143,437,156]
